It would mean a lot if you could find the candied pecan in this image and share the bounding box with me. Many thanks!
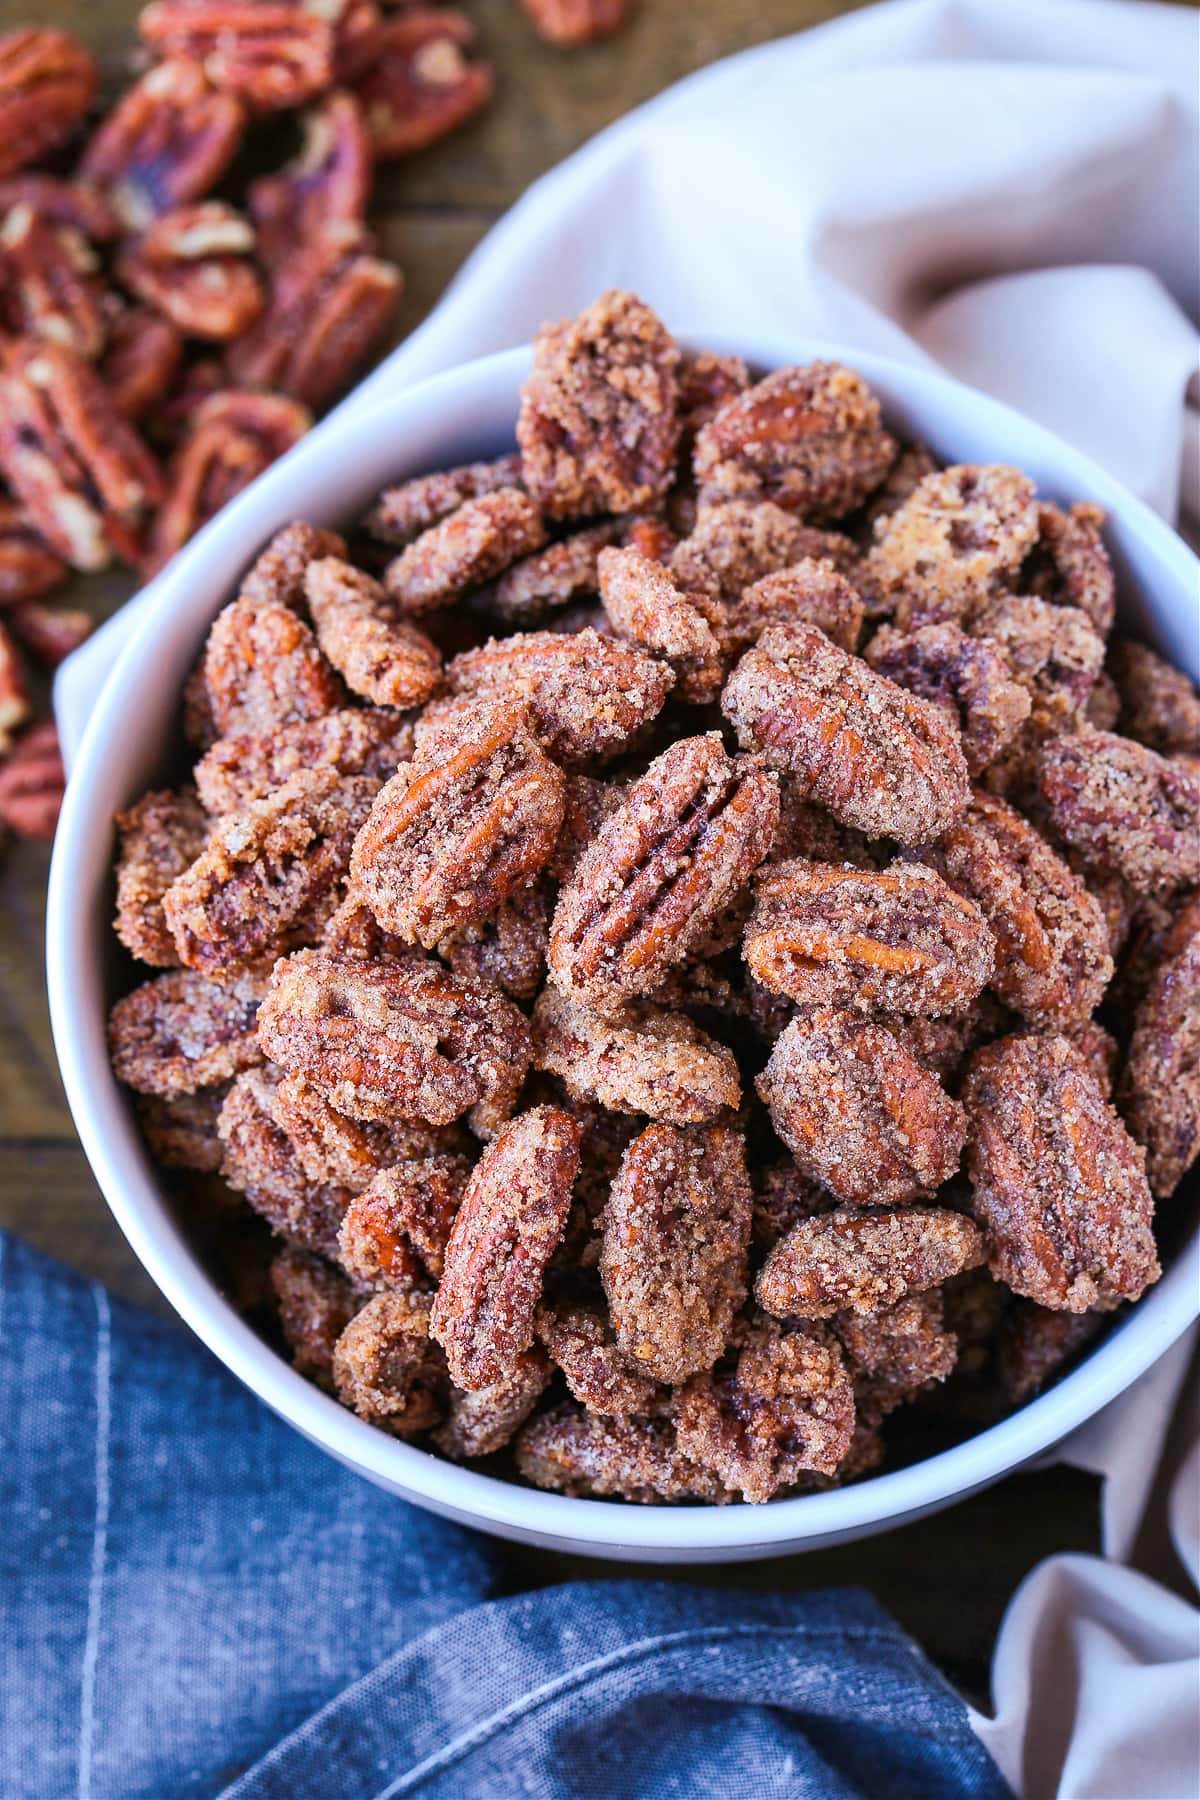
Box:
[599,1121,751,1384]
[202,590,341,741]
[722,622,969,844]
[859,465,1038,627]
[225,226,401,410]
[858,442,939,537]
[79,59,246,233]
[1060,1019,1119,1099]
[0,341,163,571]
[515,1402,729,1503]
[919,791,1113,1027]
[1086,670,1121,732]
[885,994,1013,1089]
[757,1010,967,1207]
[304,555,442,708]
[694,362,895,522]
[535,1301,660,1417]
[520,0,631,45]
[0,176,116,243]
[248,90,372,268]
[136,1084,228,1173]
[196,707,407,816]
[752,1162,835,1253]
[0,497,65,602]
[108,968,262,1097]
[546,771,627,882]
[757,1205,985,1320]
[0,204,108,361]
[677,349,750,447]
[517,290,681,519]
[675,1317,855,1501]
[219,1066,352,1255]
[445,627,671,766]
[1109,639,1200,757]
[964,1033,1158,1310]
[433,1349,552,1461]
[745,859,995,1017]
[332,1290,445,1433]
[833,1291,957,1425]
[350,699,564,947]
[0,29,97,179]
[430,1105,580,1388]
[969,594,1104,740]
[597,544,722,703]
[114,786,208,967]
[1020,500,1115,638]
[0,716,62,836]
[257,947,531,1133]
[996,1300,1104,1406]
[337,1153,471,1290]
[864,621,1031,776]
[532,984,740,1124]
[493,522,622,625]
[549,733,779,1009]
[384,488,545,616]
[162,769,374,980]
[1041,728,1200,896]
[241,518,346,611]
[101,306,183,422]
[0,615,28,748]
[1120,912,1200,1198]
[719,559,864,663]
[670,499,858,605]
[273,1069,461,1191]
[271,1246,360,1386]
[364,453,524,548]
[116,202,264,341]
[353,10,492,157]
[440,878,550,1000]
[139,3,335,113]
[622,512,678,564]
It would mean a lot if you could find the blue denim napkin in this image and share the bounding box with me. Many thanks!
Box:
[1,1232,1009,1800]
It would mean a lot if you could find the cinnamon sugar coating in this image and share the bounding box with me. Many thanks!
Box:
[135,1085,228,1172]
[832,1291,958,1425]
[337,1155,471,1292]
[676,349,750,447]
[1119,909,1200,1198]
[433,1349,553,1461]
[430,1105,580,1389]
[723,559,865,660]
[349,698,565,949]
[964,1033,1158,1311]
[493,521,623,624]
[217,1067,351,1258]
[202,593,343,741]
[675,1316,856,1501]
[517,289,681,518]
[270,1246,359,1387]
[256,948,531,1135]
[757,1010,967,1207]
[114,786,208,966]
[744,859,995,1017]
[670,499,858,606]
[532,984,740,1124]
[239,521,346,610]
[515,1402,729,1503]
[1040,728,1200,897]
[535,1300,661,1417]
[332,1291,445,1435]
[304,555,443,709]
[864,621,1030,776]
[970,594,1104,742]
[364,453,524,547]
[271,1070,460,1193]
[722,623,970,844]
[597,544,723,703]
[1021,500,1115,638]
[1110,639,1200,757]
[108,968,262,1097]
[599,1122,752,1385]
[440,879,551,1001]
[858,464,1038,628]
[757,1205,985,1320]
[194,707,410,816]
[694,362,895,522]
[384,487,547,615]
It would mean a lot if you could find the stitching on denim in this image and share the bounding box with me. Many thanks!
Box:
[77,1286,112,1800]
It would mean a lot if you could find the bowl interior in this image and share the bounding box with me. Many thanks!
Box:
[47,337,1200,1560]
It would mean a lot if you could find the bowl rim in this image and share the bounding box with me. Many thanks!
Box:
[46,335,1200,1557]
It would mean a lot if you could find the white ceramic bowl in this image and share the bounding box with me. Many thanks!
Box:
[47,337,1200,1562]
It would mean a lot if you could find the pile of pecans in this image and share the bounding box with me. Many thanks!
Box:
[107,289,1200,1505]
[0,3,632,842]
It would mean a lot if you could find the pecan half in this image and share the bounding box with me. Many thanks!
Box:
[248,90,372,267]
[694,362,895,522]
[722,622,970,844]
[430,1104,580,1389]
[970,594,1104,744]
[859,464,1039,628]
[0,496,66,601]
[162,769,375,980]
[917,791,1113,1027]
[757,1206,986,1320]
[384,487,545,615]
[349,697,565,948]
[0,715,62,836]
[108,968,262,1098]
[203,581,341,740]
[114,786,209,967]
[195,706,408,816]
[670,499,858,605]
[0,203,109,360]
[515,1402,729,1503]
[1109,639,1200,758]
[833,1290,957,1425]
[79,59,246,233]
[493,521,622,625]
[744,858,996,1017]
[964,1033,1158,1310]
[337,1153,471,1290]
[271,1246,360,1387]
[1021,500,1115,638]
[257,947,532,1133]
[116,202,264,341]
[240,517,346,610]
[352,10,492,158]
[532,985,740,1124]
[757,1010,968,1207]
[599,1121,751,1384]
[721,559,865,662]
[139,3,335,113]
[549,733,779,1009]
[444,627,672,766]
[101,306,184,422]
[534,1301,661,1417]
[304,554,442,708]
[332,1290,445,1434]
[1040,728,1200,897]
[440,878,550,1001]
[0,29,97,178]
[364,452,524,548]
[433,1350,553,1461]
[864,621,1031,776]
[597,544,723,703]
[0,341,163,570]
[1119,910,1200,1198]
[271,1070,460,1193]
[517,289,681,518]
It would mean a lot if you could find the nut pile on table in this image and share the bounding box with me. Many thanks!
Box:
[0,3,631,841]
[107,289,1200,1504]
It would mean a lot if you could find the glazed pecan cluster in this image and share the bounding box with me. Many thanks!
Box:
[108,291,1198,1504]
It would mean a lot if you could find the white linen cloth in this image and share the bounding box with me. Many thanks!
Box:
[54,1,1200,1793]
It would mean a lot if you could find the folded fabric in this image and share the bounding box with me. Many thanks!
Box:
[0,1234,1009,1800]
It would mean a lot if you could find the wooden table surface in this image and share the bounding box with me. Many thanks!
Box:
[3,0,1194,1706]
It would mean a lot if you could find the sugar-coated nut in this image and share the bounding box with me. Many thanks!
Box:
[271,1246,360,1387]
[433,1349,553,1461]
[1040,728,1200,897]
[858,464,1038,627]
[385,488,546,615]
[1119,905,1200,1198]
[332,1290,445,1434]
[305,555,443,710]
[532,984,740,1124]
[114,787,208,967]
[756,1206,986,1320]
[108,968,262,1098]
[515,1402,730,1504]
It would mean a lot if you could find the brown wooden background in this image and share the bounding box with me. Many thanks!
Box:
[3,0,1195,1703]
